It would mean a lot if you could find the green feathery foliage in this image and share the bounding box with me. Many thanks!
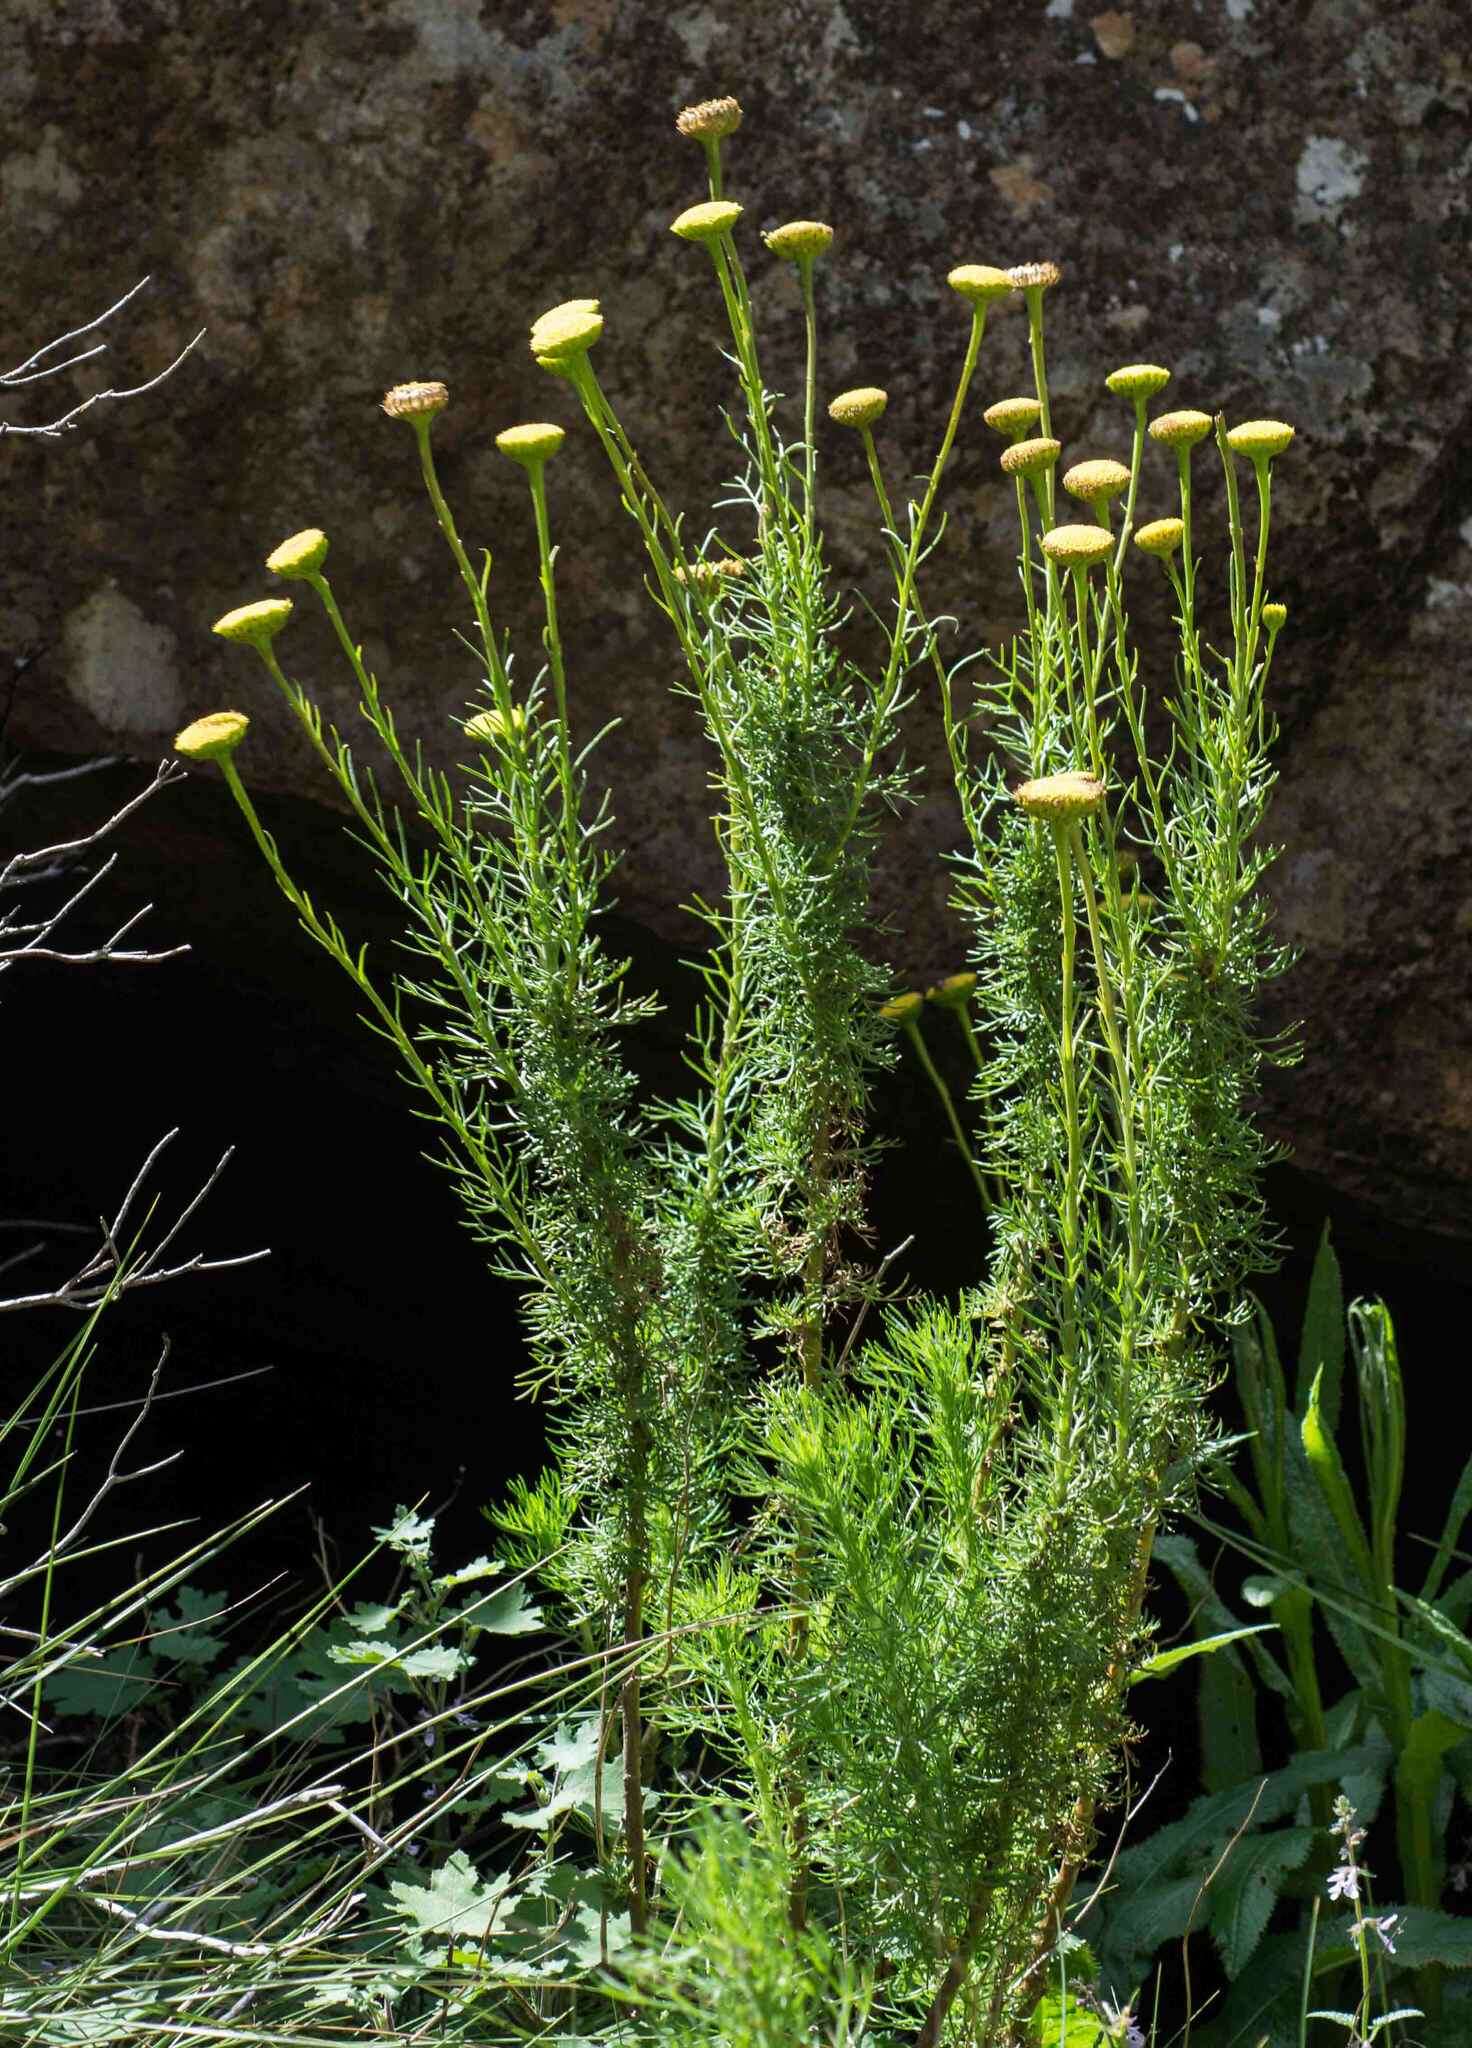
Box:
[192,95,1298,2048]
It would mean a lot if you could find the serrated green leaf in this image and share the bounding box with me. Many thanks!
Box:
[388,1849,510,1942]
[150,1585,226,1669]
[374,1506,435,1561]
[43,1640,155,1723]
[398,1643,471,1681]
[454,1583,543,1636]
[435,1554,504,1591]
[1208,1826,1314,1978]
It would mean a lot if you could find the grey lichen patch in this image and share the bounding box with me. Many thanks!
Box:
[63,584,184,736]
[1295,134,1370,222]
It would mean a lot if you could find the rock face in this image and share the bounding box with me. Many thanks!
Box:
[2,0,1469,1243]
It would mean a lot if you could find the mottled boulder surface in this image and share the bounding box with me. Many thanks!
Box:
[3,0,1469,1241]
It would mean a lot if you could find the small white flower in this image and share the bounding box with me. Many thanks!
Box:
[1327,1863,1360,1902]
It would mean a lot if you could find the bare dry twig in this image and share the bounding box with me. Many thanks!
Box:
[0,1130,268,1316]
[1,276,204,441]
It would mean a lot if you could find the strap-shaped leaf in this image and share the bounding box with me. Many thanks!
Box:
[1296,1221,1344,1429]
[1301,1366,1376,1600]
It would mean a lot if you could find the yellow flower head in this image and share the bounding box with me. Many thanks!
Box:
[879,992,925,1024]
[828,386,888,428]
[381,381,448,421]
[212,598,293,646]
[983,396,1043,439]
[927,971,977,1009]
[1106,363,1171,400]
[765,220,833,261]
[266,529,329,579]
[174,710,250,762]
[531,301,604,368]
[1008,260,1062,293]
[1262,600,1288,631]
[1014,770,1106,820]
[676,96,742,139]
[999,436,1062,477]
[1148,409,1213,449]
[671,199,743,243]
[1226,418,1296,460]
[495,423,567,466]
[1041,524,1114,568]
[948,264,1016,306]
[1063,458,1131,505]
[1133,517,1185,558]
[466,705,527,745]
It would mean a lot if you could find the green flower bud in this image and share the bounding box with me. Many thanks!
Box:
[495,423,567,466]
[174,710,250,761]
[1226,418,1295,459]
[266,529,329,579]
[983,396,1043,439]
[927,972,977,1009]
[828,386,888,428]
[1000,436,1062,477]
[1106,363,1170,400]
[948,264,1016,305]
[465,705,527,745]
[212,598,293,646]
[1063,458,1131,504]
[1147,409,1213,449]
[671,199,743,243]
[1041,525,1114,567]
[765,220,833,261]
[1133,517,1185,558]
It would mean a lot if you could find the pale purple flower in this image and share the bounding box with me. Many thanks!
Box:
[1354,1911,1401,1956]
[1099,1997,1147,2047]
[1327,1863,1360,1902]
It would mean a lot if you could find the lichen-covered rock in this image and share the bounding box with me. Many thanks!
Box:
[2,0,1469,1239]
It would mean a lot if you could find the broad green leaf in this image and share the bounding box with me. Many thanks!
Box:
[1132,1625,1275,1682]
[374,1506,435,1561]
[388,1849,510,1942]
[1199,1636,1263,1795]
[150,1585,226,1669]
[435,1554,504,1590]
[397,1643,471,1681]
[44,1639,154,1722]
[1111,1742,1390,1896]
[1296,1222,1344,1428]
[1028,1991,1108,2045]
[1207,1825,1314,1978]
[453,1583,543,1636]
